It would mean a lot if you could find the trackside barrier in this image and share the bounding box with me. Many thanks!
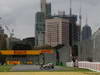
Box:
[66,62,73,67]
[78,61,100,72]
[66,61,100,72]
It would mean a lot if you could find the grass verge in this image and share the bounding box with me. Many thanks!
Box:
[0,65,14,72]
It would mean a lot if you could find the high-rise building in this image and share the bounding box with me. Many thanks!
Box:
[35,0,51,47]
[68,15,78,46]
[51,15,78,47]
[82,25,92,40]
[40,0,51,18]
[0,26,8,50]
[46,3,51,18]
[47,14,78,51]
[82,15,92,40]
[35,12,45,47]
[41,0,46,17]
[45,17,69,47]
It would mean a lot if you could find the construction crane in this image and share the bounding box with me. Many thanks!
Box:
[4,25,14,49]
[5,25,14,38]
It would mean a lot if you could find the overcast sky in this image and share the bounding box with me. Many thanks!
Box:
[0,0,100,39]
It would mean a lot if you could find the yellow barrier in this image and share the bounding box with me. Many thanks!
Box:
[7,61,20,64]
[27,50,41,55]
[27,61,33,64]
[0,51,14,55]
[0,50,53,55]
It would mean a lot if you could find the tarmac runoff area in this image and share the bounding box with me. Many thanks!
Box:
[0,72,100,75]
[10,65,66,71]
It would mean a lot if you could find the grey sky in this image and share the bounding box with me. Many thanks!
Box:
[0,0,100,39]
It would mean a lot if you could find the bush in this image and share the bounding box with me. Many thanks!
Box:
[56,62,64,66]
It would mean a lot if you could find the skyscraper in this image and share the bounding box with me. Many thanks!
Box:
[41,0,51,18]
[46,3,51,18]
[82,25,92,40]
[35,0,51,47]
[82,14,92,40]
[41,0,46,17]
[35,12,45,46]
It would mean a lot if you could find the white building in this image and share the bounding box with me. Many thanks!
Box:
[92,28,100,62]
[45,17,69,47]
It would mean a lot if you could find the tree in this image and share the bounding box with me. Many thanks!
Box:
[53,44,64,65]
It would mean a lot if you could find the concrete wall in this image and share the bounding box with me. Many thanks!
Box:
[43,46,71,65]
[44,51,56,64]
[58,46,72,65]
[79,39,93,61]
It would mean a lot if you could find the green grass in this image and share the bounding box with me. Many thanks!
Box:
[0,65,14,72]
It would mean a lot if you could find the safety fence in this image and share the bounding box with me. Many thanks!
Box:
[78,61,100,72]
[66,61,100,72]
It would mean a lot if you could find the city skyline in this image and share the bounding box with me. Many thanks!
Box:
[0,0,100,39]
